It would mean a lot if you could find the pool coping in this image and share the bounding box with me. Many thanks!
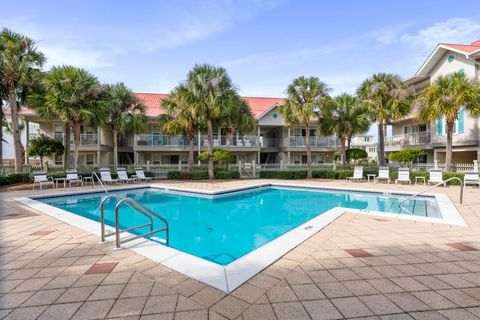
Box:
[14,181,467,293]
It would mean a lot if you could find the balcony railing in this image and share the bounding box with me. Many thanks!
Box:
[136,134,190,147]
[260,137,278,148]
[385,132,430,147]
[30,132,99,145]
[287,136,337,148]
[202,135,260,148]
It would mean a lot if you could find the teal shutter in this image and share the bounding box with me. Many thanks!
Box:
[459,68,465,75]
[437,117,443,136]
[458,109,464,134]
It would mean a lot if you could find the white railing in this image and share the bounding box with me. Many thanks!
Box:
[260,138,278,148]
[136,134,190,147]
[385,132,430,147]
[30,132,98,145]
[202,135,260,148]
[287,136,337,148]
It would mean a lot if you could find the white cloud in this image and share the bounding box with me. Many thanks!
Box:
[400,17,480,48]
[376,32,397,45]
[41,43,114,69]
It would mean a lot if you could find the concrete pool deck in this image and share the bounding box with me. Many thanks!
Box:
[1,179,480,319]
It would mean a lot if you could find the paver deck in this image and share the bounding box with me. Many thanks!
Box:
[1,179,480,319]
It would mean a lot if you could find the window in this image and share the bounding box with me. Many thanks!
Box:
[86,154,95,165]
[152,153,161,165]
[369,147,376,153]
[293,154,301,164]
[54,154,63,165]
[54,124,64,140]
[316,153,325,164]
[293,128,302,137]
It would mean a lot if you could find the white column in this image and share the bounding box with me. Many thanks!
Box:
[434,160,438,169]
[473,160,478,172]
[252,160,256,177]
[134,151,138,165]
[147,160,151,171]
[24,120,29,165]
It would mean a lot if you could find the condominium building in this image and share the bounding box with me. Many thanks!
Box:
[16,94,338,167]
[386,39,480,164]
[350,135,377,162]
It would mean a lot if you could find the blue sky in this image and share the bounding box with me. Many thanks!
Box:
[1,0,480,98]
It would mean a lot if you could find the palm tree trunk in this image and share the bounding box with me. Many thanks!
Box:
[73,122,81,170]
[347,128,353,150]
[206,118,214,179]
[445,120,454,172]
[226,128,233,150]
[8,84,22,172]
[64,124,71,170]
[112,128,118,167]
[377,121,386,166]
[0,99,4,165]
[187,135,194,173]
[340,133,347,168]
[305,125,312,179]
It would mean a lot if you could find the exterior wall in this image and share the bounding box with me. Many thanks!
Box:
[430,52,476,81]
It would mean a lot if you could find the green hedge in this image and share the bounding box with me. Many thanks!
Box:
[167,170,239,180]
[260,170,354,179]
[0,173,31,185]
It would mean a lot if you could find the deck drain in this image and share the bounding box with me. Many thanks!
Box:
[206,227,214,232]
[304,225,313,230]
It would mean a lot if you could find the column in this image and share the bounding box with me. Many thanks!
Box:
[24,120,29,165]
[97,150,101,166]
[134,151,138,165]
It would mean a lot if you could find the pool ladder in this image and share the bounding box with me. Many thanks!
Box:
[398,177,464,214]
[100,194,169,248]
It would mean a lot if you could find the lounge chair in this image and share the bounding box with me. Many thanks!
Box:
[375,166,390,184]
[99,167,119,184]
[117,168,136,183]
[395,167,411,185]
[464,171,480,187]
[66,169,83,187]
[429,169,445,186]
[133,168,152,182]
[33,172,54,190]
[347,166,365,182]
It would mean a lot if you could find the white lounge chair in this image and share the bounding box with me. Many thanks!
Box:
[429,169,445,186]
[464,171,480,187]
[133,168,152,182]
[347,166,364,182]
[375,166,390,184]
[99,168,119,184]
[66,169,83,187]
[117,168,136,183]
[395,168,411,185]
[32,172,54,190]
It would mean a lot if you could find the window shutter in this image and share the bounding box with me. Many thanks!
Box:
[458,109,464,134]
[437,117,443,136]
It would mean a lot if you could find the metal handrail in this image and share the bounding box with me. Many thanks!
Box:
[99,194,169,248]
[92,171,108,194]
[399,177,464,206]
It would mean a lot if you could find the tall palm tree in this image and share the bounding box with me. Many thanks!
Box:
[159,85,199,172]
[185,64,236,179]
[221,94,256,149]
[419,72,480,171]
[279,76,330,178]
[357,73,410,166]
[319,94,371,167]
[35,66,104,169]
[102,83,146,167]
[0,28,45,172]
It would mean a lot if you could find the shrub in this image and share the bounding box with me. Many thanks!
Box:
[443,172,464,185]
[28,135,65,167]
[198,149,235,168]
[259,171,307,179]
[389,148,424,166]
[313,170,337,179]
[0,173,31,185]
[214,171,240,179]
[346,148,368,162]
[190,171,209,180]
[167,171,182,179]
[335,170,354,179]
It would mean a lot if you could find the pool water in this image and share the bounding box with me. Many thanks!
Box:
[37,186,441,265]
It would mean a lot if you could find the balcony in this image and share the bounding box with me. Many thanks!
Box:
[385,132,430,147]
[29,132,99,145]
[136,134,190,147]
[260,137,278,148]
[287,136,337,148]
[201,135,260,148]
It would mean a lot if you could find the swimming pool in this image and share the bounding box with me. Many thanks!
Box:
[36,185,441,265]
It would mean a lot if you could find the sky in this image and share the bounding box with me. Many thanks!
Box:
[1,1,480,102]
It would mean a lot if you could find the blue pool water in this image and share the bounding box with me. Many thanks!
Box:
[37,186,441,265]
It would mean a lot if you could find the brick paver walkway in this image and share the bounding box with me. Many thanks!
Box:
[1,179,480,319]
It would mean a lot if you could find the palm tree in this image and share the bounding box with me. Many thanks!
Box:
[159,85,199,172]
[221,94,256,149]
[35,66,104,169]
[319,94,371,167]
[0,28,45,172]
[185,64,236,179]
[419,72,480,171]
[279,76,330,178]
[357,73,410,166]
[102,83,146,167]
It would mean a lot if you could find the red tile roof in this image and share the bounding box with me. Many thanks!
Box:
[442,40,480,53]
[134,93,285,118]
